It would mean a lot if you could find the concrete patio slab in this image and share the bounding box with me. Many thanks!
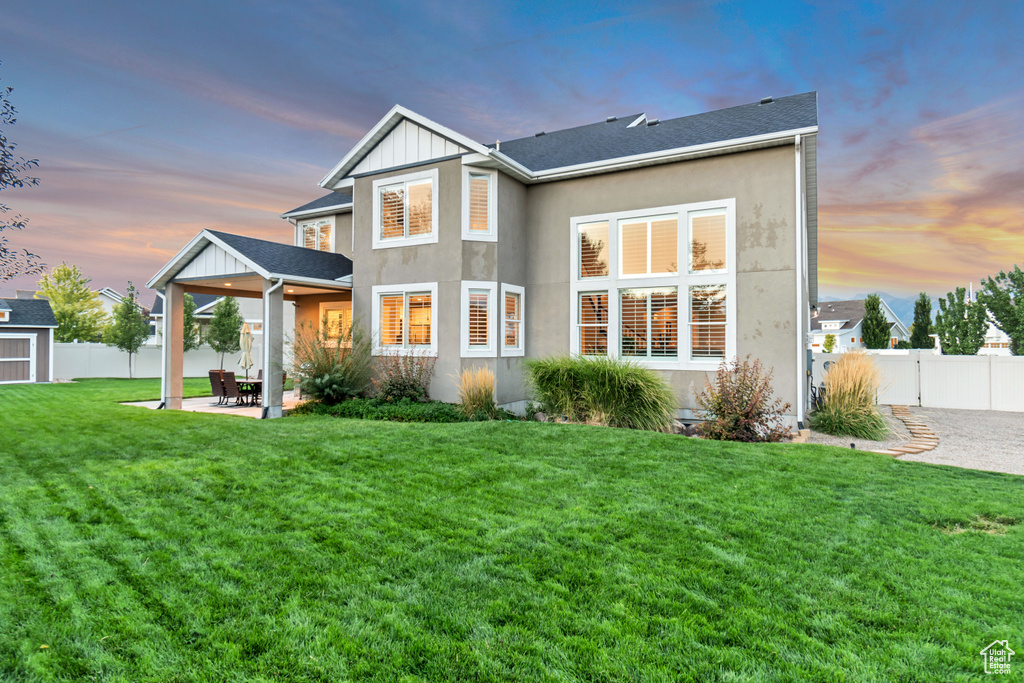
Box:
[123,390,302,418]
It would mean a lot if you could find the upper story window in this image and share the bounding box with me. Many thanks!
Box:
[578,221,609,278]
[689,209,726,273]
[372,169,439,249]
[620,216,678,277]
[298,217,333,252]
[463,168,497,241]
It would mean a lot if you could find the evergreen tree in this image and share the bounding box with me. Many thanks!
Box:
[206,296,243,369]
[35,262,106,342]
[823,334,836,353]
[909,292,934,349]
[976,265,1024,355]
[933,287,987,355]
[861,294,890,349]
[104,282,150,378]
[182,293,203,352]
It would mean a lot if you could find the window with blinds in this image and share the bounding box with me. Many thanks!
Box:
[379,178,433,240]
[690,285,726,359]
[300,219,332,251]
[579,221,609,278]
[468,174,490,232]
[504,291,521,349]
[620,288,678,358]
[379,292,432,348]
[690,210,726,272]
[578,292,609,356]
[468,290,490,347]
[620,217,677,276]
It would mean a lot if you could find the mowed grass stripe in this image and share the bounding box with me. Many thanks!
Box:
[0,379,1022,681]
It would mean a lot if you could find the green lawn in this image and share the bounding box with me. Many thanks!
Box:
[1,379,1021,681]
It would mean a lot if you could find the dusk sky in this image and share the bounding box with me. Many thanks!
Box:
[2,1,1022,304]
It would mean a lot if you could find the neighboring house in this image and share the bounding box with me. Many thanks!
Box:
[979,320,1012,355]
[95,287,124,319]
[0,298,57,384]
[152,93,819,422]
[810,299,910,351]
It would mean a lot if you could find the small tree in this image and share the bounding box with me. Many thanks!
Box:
[206,296,243,369]
[861,294,890,349]
[182,293,203,352]
[823,333,837,353]
[1,61,45,281]
[934,287,987,355]
[694,356,791,442]
[977,265,1024,355]
[910,292,934,349]
[104,282,150,378]
[36,262,106,342]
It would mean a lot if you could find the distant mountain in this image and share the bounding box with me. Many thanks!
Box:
[818,292,939,326]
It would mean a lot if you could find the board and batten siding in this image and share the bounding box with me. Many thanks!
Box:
[352,119,467,176]
[176,243,253,280]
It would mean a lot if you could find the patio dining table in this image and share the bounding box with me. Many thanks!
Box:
[238,380,262,406]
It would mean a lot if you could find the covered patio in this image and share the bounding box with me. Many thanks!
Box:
[147,230,353,418]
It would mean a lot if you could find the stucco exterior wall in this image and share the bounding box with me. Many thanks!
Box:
[523,144,801,417]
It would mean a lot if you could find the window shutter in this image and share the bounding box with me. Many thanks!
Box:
[504,292,520,348]
[407,294,432,345]
[380,295,404,345]
[690,285,726,359]
[468,291,489,346]
[380,187,406,239]
[578,292,609,356]
[620,221,648,275]
[650,219,678,274]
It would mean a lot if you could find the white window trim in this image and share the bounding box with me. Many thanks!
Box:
[0,311,8,322]
[244,319,264,335]
[296,215,336,252]
[500,283,525,357]
[372,168,439,249]
[371,282,438,356]
[460,280,498,358]
[462,167,497,242]
[0,333,36,384]
[568,198,736,370]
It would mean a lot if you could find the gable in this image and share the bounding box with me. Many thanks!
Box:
[177,242,255,281]
[351,118,468,176]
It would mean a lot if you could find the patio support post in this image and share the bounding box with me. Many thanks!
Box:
[262,278,284,418]
[162,282,185,409]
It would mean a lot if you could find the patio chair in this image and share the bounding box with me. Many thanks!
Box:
[221,372,253,406]
[208,370,226,405]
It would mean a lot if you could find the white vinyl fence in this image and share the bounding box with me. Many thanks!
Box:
[812,351,1024,412]
[54,342,264,380]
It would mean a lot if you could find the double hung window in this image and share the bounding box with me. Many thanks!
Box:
[372,169,438,248]
[463,168,496,241]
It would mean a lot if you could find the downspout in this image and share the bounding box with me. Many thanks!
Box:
[794,135,805,426]
[261,277,285,419]
[155,290,167,409]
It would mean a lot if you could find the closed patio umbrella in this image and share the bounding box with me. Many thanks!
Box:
[238,322,254,380]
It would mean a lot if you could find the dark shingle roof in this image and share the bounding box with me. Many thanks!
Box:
[812,300,865,331]
[0,298,57,327]
[209,231,353,282]
[150,292,220,316]
[283,192,353,217]
[495,92,818,172]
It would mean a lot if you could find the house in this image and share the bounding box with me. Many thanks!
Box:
[810,299,909,351]
[979,320,1012,355]
[148,291,296,362]
[151,93,819,423]
[95,287,124,318]
[0,298,57,383]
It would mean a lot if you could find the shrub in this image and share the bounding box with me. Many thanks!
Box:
[291,397,471,423]
[823,333,837,353]
[693,356,792,442]
[291,318,373,404]
[524,355,677,431]
[373,350,436,402]
[455,366,498,419]
[810,350,888,440]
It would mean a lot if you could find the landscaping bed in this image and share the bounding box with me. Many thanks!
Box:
[1,379,1022,681]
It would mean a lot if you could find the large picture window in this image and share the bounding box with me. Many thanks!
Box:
[372,169,439,249]
[371,283,437,354]
[570,199,735,368]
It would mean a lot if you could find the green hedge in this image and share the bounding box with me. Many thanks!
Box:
[290,398,514,423]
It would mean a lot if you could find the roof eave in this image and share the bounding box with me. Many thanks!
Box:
[280,202,353,220]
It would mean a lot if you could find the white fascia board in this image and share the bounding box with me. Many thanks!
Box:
[147,230,273,291]
[319,105,491,189]
[267,273,352,290]
[280,202,353,220]
[146,230,214,290]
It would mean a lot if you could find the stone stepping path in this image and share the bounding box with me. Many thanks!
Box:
[873,405,939,456]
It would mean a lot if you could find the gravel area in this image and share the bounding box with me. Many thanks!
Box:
[895,407,1024,476]
[805,405,913,452]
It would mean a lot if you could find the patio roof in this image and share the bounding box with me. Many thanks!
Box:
[147,229,353,298]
